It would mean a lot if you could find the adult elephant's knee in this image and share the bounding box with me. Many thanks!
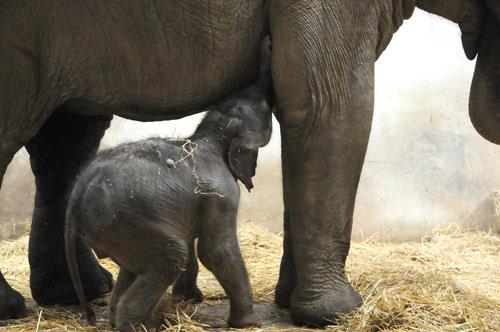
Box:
[270,0,378,326]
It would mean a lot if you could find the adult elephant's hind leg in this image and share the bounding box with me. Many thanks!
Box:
[0,74,49,318]
[270,2,377,326]
[25,110,113,305]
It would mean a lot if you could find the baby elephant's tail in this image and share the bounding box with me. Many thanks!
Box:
[64,214,96,325]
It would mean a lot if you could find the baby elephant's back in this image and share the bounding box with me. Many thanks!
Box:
[68,138,201,236]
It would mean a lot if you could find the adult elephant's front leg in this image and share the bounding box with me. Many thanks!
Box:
[270,1,377,326]
[25,110,113,304]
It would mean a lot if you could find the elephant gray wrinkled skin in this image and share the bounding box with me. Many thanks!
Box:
[65,38,273,331]
[0,0,498,327]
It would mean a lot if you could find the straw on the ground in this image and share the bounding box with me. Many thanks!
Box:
[0,221,498,331]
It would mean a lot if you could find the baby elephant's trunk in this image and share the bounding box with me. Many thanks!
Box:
[64,216,96,325]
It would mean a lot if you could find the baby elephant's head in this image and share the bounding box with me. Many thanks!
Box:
[221,37,274,191]
[223,97,272,192]
[196,36,274,191]
[196,98,272,192]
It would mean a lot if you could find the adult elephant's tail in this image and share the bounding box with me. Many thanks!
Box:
[64,214,96,325]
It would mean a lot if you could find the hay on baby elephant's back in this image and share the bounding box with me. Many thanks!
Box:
[0,222,499,331]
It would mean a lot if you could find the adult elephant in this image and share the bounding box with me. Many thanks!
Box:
[0,0,497,326]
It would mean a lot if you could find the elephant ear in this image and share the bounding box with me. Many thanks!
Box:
[228,139,258,192]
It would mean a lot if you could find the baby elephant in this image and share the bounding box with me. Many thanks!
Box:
[65,38,273,331]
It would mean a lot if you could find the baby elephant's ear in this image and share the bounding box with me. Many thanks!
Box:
[228,140,258,192]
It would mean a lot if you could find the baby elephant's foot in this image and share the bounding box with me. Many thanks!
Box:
[228,310,261,328]
[172,284,204,303]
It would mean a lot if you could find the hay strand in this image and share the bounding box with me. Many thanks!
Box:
[0,221,498,331]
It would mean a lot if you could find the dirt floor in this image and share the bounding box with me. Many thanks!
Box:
[0,222,499,331]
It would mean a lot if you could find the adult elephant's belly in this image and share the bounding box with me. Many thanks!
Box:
[55,0,266,121]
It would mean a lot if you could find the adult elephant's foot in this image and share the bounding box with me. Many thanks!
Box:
[31,262,112,305]
[30,241,113,305]
[289,283,362,327]
[0,281,28,319]
[284,241,363,326]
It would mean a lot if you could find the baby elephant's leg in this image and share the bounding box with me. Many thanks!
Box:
[115,273,170,332]
[172,240,203,303]
[114,236,188,332]
[109,268,136,327]
[198,232,260,328]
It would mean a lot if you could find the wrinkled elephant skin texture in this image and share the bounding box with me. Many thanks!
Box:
[0,0,498,327]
